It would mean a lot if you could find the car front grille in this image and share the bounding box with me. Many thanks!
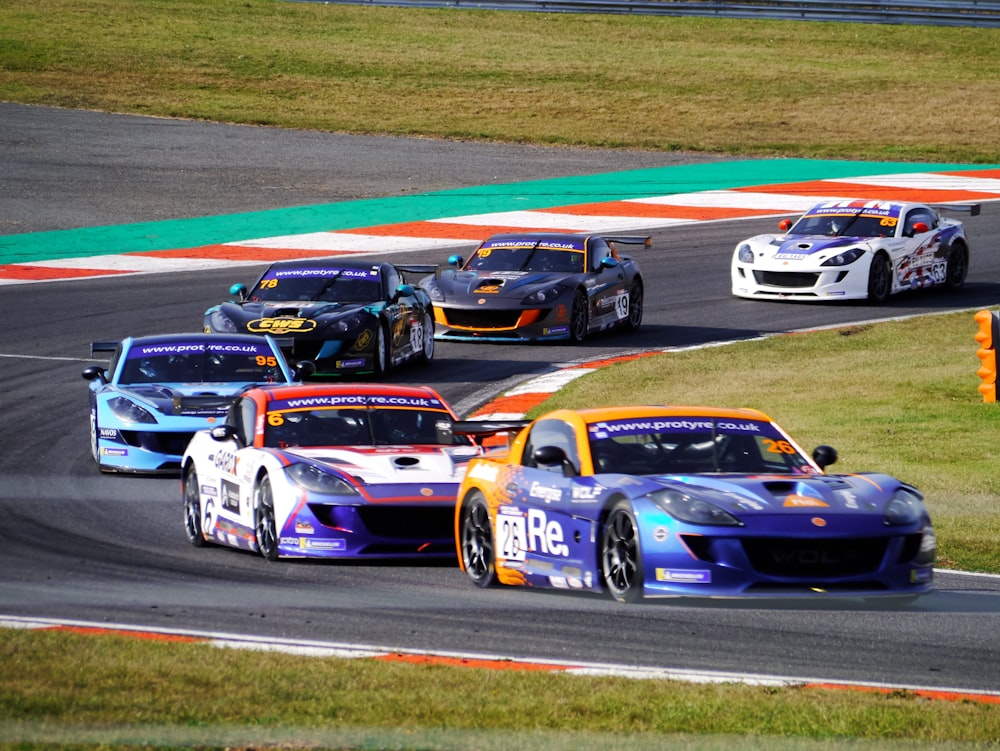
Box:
[752,271,821,288]
[740,537,888,577]
[439,308,538,330]
[122,430,195,456]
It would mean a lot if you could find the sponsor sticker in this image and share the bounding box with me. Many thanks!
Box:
[656,569,711,583]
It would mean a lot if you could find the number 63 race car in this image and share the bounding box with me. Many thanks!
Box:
[731,200,979,303]
[182,383,483,560]
[455,405,935,602]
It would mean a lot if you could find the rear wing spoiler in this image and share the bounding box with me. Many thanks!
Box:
[438,419,531,447]
[90,341,118,356]
[603,235,652,248]
[935,203,980,216]
[397,264,439,279]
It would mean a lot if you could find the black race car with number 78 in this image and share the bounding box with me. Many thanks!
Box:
[418,232,649,343]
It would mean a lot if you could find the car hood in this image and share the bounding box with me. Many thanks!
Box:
[651,472,900,517]
[432,270,567,299]
[221,300,376,324]
[117,384,246,417]
[281,445,481,484]
[754,234,871,259]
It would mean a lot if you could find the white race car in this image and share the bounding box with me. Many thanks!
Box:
[181,383,482,561]
[731,200,979,303]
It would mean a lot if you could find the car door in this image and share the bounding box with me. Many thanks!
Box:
[504,418,600,582]
[584,238,628,330]
[895,207,944,290]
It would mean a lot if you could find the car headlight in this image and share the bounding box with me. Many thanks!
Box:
[522,284,568,306]
[334,314,367,334]
[736,244,755,264]
[423,283,444,302]
[108,397,157,424]
[206,308,238,333]
[821,248,866,267]
[648,488,742,526]
[285,463,360,495]
[884,487,926,526]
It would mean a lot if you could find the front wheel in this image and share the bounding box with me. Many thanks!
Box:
[945,243,968,291]
[866,252,892,304]
[600,501,643,603]
[183,465,208,547]
[569,289,589,343]
[459,493,497,587]
[254,476,279,562]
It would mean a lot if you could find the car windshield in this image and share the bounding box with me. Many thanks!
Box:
[119,341,285,385]
[465,246,584,273]
[264,406,473,448]
[789,211,898,238]
[250,266,381,303]
[587,415,816,475]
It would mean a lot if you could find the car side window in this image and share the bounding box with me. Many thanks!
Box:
[522,418,579,474]
[235,397,256,446]
[587,238,612,272]
[382,266,400,299]
[903,209,938,237]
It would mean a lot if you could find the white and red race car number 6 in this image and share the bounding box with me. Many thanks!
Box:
[497,514,527,561]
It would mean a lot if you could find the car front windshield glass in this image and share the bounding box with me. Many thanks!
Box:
[264,406,473,448]
[119,340,286,384]
[587,415,816,475]
[791,211,899,238]
[466,245,584,273]
[250,266,381,303]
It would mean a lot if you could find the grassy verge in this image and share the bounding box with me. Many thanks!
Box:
[2,628,999,749]
[1,0,999,162]
[536,309,1000,574]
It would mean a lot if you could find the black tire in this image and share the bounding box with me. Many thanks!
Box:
[373,323,390,378]
[600,500,643,603]
[945,242,968,291]
[89,406,101,466]
[866,252,892,304]
[459,492,497,587]
[625,278,643,332]
[183,465,208,547]
[569,289,589,343]
[254,476,279,562]
[416,309,435,364]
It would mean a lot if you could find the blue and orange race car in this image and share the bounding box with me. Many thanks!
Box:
[419,232,649,342]
[455,405,935,602]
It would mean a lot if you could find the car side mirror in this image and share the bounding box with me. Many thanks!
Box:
[394,283,415,300]
[534,445,578,477]
[293,360,316,381]
[210,424,239,443]
[599,256,620,270]
[229,283,248,301]
[778,219,793,232]
[911,222,929,234]
[812,445,838,470]
[81,365,108,384]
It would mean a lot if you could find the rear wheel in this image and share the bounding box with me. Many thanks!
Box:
[866,252,892,304]
[945,242,968,291]
[459,492,497,587]
[254,476,279,562]
[416,309,435,364]
[600,501,643,603]
[373,323,390,378]
[625,279,643,332]
[183,466,208,547]
[569,289,589,343]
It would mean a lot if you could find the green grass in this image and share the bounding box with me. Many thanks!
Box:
[2,628,999,749]
[1,0,999,162]
[536,310,1000,574]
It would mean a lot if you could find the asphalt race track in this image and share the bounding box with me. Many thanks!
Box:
[2,103,999,693]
